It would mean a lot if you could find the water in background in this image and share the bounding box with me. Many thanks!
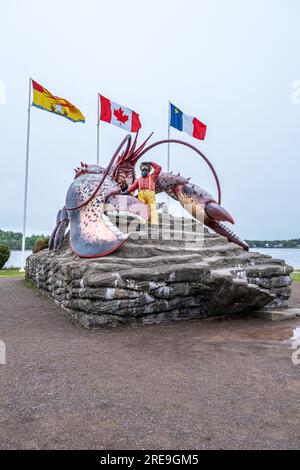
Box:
[250,248,300,269]
[3,248,300,269]
[4,250,32,268]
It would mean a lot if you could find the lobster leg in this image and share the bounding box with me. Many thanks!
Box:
[49,210,61,250]
[49,207,69,251]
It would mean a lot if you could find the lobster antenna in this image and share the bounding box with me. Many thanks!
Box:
[137,138,222,205]
[129,132,154,162]
[67,134,132,211]
[129,130,139,157]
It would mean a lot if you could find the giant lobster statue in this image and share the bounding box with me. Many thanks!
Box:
[49,133,249,257]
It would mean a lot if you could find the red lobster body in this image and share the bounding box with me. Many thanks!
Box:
[49,134,248,257]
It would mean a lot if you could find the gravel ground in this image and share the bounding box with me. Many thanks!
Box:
[0,278,299,450]
[290,282,300,307]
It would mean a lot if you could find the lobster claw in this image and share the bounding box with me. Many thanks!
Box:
[164,178,248,250]
[205,202,234,225]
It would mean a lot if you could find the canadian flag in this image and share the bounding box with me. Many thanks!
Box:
[99,95,141,132]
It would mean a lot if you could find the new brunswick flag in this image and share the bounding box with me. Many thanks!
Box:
[31,79,85,123]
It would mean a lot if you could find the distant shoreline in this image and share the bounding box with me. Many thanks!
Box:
[1,229,300,251]
[250,246,300,249]
[246,240,300,249]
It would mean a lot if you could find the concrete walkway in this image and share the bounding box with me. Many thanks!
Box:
[0,277,299,449]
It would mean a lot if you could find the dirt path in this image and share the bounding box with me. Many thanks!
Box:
[290,282,300,307]
[0,278,299,450]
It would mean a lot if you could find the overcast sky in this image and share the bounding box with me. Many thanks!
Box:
[0,0,299,239]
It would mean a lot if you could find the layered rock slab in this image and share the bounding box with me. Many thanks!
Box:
[26,215,293,327]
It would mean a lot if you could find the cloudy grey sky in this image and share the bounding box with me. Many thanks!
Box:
[0,0,299,239]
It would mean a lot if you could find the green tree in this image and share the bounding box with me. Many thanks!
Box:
[0,244,11,269]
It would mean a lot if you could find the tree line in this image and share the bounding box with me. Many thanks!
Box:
[1,229,299,250]
[0,229,49,250]
[245,239,300,248]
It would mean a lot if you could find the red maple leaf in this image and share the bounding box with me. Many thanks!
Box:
[114,107,129,124]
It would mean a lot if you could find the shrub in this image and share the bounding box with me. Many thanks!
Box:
[32,237,49,254]
[292,270,300,283]
[0,244,11,269]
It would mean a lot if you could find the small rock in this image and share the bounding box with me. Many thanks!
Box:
[251,309,297,321]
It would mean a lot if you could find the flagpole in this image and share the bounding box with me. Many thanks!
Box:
[96,93,100,165]
[167,100,171,172]
[20,77,32,272]
[166,101,171,211]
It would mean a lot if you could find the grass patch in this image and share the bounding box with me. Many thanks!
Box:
[22,278,37,289]
[292,270,300,283]
[0,268,24,278]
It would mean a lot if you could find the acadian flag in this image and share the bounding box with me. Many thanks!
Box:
[169,103,207,140]
[31,79,85,123]
[99,94,141,132]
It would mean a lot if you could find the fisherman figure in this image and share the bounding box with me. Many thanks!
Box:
[126,161,162,224]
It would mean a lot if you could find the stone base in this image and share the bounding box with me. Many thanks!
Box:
[251,309,298,321]
[26,214,293,328]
